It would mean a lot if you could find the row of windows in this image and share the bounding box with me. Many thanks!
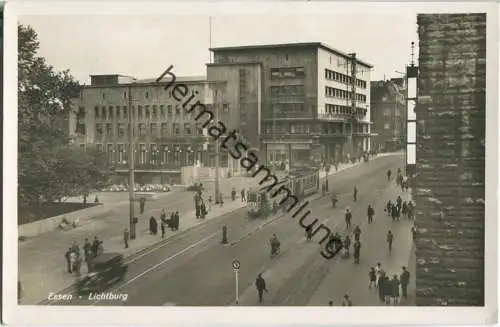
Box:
[264,124,311,134]
[324,104,367,116]
[270,67,305,80]
[92,123,206,137]
[270,85,305,97]
[95,88,199,101]
[91,103,229,120]
[324,69,367,89]
[271,103,306,113]
[325,86,367,103]
[95,143,203,153]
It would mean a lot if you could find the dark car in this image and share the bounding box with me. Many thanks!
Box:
[76,253,127,294]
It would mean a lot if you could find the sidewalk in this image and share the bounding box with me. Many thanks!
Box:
[19,186,251,305]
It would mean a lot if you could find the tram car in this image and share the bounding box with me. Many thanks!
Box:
[246,168,320,218]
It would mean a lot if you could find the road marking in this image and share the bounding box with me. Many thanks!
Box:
[92,230,220,304]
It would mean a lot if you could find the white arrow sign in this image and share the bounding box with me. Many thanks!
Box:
[232,260,240,271]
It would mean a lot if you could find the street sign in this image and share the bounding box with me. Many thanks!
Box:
[232,259,240,271]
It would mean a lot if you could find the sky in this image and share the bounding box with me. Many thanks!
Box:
[15,1,493,84]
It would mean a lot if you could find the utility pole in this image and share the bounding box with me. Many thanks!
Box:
[128,83,136,239]
[214,88,221,204]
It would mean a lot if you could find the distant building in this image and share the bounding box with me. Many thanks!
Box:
[210,42,373,166]
[70,74,232,184]
[370,79,406,152]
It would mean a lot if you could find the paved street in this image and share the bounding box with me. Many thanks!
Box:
[43,153,413,306]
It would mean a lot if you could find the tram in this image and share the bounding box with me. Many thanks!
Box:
[246,167,320,218]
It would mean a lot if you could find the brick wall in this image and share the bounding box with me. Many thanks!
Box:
[414,13,486,306]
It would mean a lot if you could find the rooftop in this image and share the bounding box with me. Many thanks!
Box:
[210,42,373,68]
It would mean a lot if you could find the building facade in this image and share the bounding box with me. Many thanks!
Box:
[70,74,232,184]
[210,42,373,166]
[370,79,406,152]
[414,13,485,306]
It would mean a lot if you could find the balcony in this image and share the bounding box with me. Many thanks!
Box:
[317,113,350,122]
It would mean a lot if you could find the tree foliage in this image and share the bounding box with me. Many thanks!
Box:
[18,24,111,204]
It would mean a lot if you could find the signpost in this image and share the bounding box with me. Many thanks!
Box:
[232,260,240,304]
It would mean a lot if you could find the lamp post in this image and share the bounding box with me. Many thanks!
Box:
[214,88,221,204]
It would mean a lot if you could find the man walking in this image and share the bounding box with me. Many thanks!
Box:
[255,273,268,304]
[345,208,352,229]
[400,266,410,299]
[367,205,375,224]
[241,188,246,202]
[139,197,146,214]
[387,230,394,252]
[353,186,358,202]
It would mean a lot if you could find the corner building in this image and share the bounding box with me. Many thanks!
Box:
[209,43,373,166]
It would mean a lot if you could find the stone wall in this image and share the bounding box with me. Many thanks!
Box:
[415,13,486,306]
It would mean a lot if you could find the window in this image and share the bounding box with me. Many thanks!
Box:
[118,123,125,137]
[107,144,114,162]
[161,123,168,136]
[152,105,158,118]
[108,106,114,119]
[102,106,107,119]
[145,105,150,119]
[96,124,103,136]
[124,91,127,99]
[138,106,143,119]
[94,106,99,118]
[383,109,391,117]
[173,123,180,135]
[123,106,128,119]
[77,107,85,118]
[96,144,103,152]
[150,123,158,135]
[175,105,181,115]
[139,144,146,164]
[184,123,192,135]
[160,105,165,117]
[167,105,173,115]
[117,144,125,163]
[106,123,113,136]
[223,103,229,112]
[80,143,85,149]
[384,123,390,130]
[145,91,149,99]
[139,123,146,136]
[102,92,106,100]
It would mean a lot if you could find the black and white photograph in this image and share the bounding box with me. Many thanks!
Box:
[3,1,497,325]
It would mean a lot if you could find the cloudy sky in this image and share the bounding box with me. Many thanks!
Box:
[14,1,494,84]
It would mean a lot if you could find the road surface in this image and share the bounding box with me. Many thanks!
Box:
[45,154,413,306]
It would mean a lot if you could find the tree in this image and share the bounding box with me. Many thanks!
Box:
[18,24,110,205]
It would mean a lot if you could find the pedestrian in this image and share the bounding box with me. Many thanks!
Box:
[255,273,268,304]
[400,266,410,298]
[387,169,392,181]
[396,196,402,212]
[71,240,80,256]
[241,188,246,202]
[375,263,382,288]
[353,186,358,202]
[367,205,374,224]
[174,211,180,230]
[402,201,408,219]
[328,299,334,306]
[91,236,100,258]
[140,197,146,214]
[231,188,236,201]
[161,221,166,239]
[70,250,77,273]
[411,225,416,241]
[353,225,361,242]
[408,201,414,220]
[169,211,176,231]
[208,195,213,211]
[391,275,400,305]
[219,192,224,206]
[345,208,352,229]
[305,224,313,241]
[386,200,392,216]
[97,240,104,256]
[83,238,91,258]
[124,228,129,248]
[387,230,394,252]
[368,267,376,289]
[149,216,157,235]
[341,294,352,306]
[383,274,391,304]
[353,240,361,264]
[378,271,386,302]
[65,248,72,273]
[201,201,207,219]
[391,204,398,221]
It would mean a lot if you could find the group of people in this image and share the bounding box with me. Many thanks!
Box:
[369,263,411,305]
[388,168,409,192]
[386,195,415,221]
[64,237,104,275]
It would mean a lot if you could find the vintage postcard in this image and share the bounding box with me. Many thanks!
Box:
[3,1,498,326]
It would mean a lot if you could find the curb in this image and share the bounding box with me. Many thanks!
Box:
[37,204,246,305]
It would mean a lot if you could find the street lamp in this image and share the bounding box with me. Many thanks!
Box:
[127,82,137,240]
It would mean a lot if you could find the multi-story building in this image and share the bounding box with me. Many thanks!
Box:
[370,79,406,152]
[209,42,373,166]
[70,74,232,184]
